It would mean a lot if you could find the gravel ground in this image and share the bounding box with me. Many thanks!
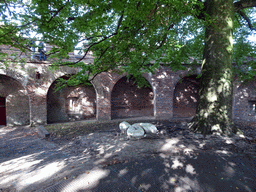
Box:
[0,120,255,191]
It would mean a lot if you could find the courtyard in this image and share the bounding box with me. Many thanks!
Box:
[0,119,255,192]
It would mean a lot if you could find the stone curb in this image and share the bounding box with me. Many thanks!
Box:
[36,125,50,138]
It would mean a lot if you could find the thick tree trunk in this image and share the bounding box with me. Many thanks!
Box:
[189,0,238,135]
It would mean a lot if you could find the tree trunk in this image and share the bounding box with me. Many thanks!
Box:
[189,0,238,135]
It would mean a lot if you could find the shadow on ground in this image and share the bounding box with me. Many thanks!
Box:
[0,119,255,192]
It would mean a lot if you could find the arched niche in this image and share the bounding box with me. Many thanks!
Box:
[173,75,199,117]
[111,76,154,119]
[47,75,97,123]
[0,75,30,126]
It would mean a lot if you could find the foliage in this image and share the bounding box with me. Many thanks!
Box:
[1,1,255,87]
[0,0,205,86]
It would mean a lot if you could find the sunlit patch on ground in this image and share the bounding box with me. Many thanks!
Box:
[0,120,255,191]
[60,169,110,192]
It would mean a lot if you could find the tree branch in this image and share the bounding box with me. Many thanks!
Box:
[73,32,118,64]
[234,0,256,12]
[237,10,256,30]
[3,0,12,16]
[47,4,66,23]
[95,46,110,63]
[88,73,99,82]
[157,24,174,49]
[72,12,125,64]
[116,13,124,34]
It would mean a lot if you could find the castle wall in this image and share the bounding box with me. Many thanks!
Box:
[0,44,254,125]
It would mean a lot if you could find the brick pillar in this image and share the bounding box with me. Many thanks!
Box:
[93,73,112,121]
[27,83,48,125]
[93,72,124,121]
[29,94,47,125]
[96,91,111,121]
[151,68,174,119]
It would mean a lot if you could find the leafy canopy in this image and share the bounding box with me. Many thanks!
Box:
[0,0,256,86]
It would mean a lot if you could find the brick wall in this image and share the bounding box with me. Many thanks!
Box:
[233,79,256,121]
[1,44,255,125]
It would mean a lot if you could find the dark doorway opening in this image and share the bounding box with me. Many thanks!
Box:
[173,75,199,117]
[111,76,154,119]
[0,97,6,125]
[47,75,97,124]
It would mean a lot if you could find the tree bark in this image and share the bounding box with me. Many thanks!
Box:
[189,0,238,135]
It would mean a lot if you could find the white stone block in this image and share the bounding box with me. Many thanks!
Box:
[127,124,145,139]
[119,121,131,133]
[133,123,158,134]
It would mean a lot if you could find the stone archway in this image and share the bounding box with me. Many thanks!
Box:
[47,75,97,123]
[173,75,199,117]
[0,75,30,126]
[111,76,154,119]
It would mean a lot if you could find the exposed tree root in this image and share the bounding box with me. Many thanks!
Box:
[188,115,243,137]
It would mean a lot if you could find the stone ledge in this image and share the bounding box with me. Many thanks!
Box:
[35,125,50,138]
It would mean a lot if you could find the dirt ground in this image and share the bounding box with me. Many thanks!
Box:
[0,119,255,191]
[44,119,256,160]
